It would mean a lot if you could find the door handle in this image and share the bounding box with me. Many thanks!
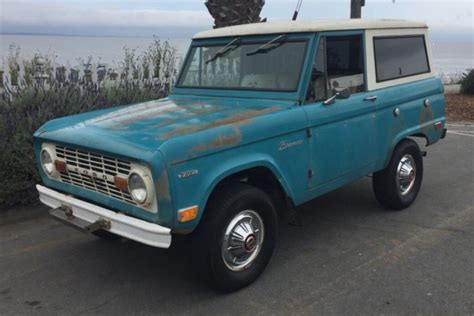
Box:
[364,96,378,102]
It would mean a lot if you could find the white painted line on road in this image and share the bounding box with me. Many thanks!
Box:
[449,130,474,134]
[447,131,474,138]
[446,124,474,127]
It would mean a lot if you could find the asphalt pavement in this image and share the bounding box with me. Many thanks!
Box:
[1,123,473,315]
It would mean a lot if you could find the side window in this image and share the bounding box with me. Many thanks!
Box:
[306,35,366,103]
[374,36,430,82]
[306,37,328,102]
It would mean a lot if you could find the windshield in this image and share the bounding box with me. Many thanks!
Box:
[177,38,308,92]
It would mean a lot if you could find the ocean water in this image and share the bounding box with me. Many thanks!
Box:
[0,34,472,76]
[430,41,473,76]
[0,34,191,70]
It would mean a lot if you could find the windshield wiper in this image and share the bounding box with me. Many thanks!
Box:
[205,37,241,64]
[247,35,288,56]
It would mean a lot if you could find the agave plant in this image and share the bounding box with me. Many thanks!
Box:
[205,0,266,28]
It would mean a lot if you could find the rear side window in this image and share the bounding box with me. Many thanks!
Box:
[374,36,430,82]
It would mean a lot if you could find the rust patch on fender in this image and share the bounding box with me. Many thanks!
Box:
[156,169,171,202]
[390,113,406,138]
[419,103,434,139]
[160,106,281,140]
[385,109,407,164]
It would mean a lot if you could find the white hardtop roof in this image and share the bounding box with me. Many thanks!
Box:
[193,19,427,39]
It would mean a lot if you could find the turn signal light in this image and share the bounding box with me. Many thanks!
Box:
[54,160,67,173]
[178,206,198,223]
[114,176,128,191]
[434,122,443,130]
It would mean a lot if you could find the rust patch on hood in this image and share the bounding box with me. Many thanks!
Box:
[95,100,232,129]
[190,127,242,154]
[89,100,176,124]
[151,104,228,129]
[160,106,282,140]
[113,106,184,127]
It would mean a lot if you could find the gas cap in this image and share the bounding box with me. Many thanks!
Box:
[394,108,401,117]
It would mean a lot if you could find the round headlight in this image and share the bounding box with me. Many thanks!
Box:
[129,173,148,204]
[41,149,54,175]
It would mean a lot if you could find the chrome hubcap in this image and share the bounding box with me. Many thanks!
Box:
[222,210,264,272]
[397,154,417,196]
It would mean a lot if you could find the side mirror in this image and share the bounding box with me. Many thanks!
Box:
[335,87,351,99]
[323,87,351,105]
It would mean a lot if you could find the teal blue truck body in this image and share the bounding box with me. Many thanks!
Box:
[34,27,446,236]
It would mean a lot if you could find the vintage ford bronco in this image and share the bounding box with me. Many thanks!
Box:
[35,19,446,291]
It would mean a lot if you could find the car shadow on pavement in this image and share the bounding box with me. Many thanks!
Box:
[53,178,384,308]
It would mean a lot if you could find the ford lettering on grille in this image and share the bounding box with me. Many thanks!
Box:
[69,165,115,182]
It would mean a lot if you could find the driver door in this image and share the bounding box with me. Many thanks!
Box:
[303,34,377,188]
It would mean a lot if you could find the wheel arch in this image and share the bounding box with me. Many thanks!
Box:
[384,129,426,168]
[195,159,295,228]
[410,132,430,146]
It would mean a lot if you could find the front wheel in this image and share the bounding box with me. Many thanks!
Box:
[193,183,277,292]
[373,139,424,210]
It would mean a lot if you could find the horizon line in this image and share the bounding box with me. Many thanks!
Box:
[0,31,192,40]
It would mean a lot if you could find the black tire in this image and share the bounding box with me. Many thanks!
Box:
[192,183,277,292]
[373,139,424,210]
[92,230,121,241]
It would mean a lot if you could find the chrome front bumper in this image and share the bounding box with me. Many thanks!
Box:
[37,185,171,248]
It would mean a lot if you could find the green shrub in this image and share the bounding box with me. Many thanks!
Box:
[0,39,178,209]
[460,69,474,95]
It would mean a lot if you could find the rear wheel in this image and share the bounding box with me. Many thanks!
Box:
[373,139,424,210]
[193,183,277,292]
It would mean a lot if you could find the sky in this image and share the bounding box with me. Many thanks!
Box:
[1,0,473,41]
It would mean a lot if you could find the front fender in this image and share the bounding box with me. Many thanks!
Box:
[167,150,295,234]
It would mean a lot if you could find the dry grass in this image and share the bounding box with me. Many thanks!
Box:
[445,94,474,122]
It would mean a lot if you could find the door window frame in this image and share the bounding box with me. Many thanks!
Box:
[302,30,368,105]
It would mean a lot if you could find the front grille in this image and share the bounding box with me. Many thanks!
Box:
[55,145,137,205]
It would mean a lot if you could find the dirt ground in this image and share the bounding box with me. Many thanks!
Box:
[446,94,474,122]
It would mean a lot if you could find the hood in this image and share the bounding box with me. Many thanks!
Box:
[36,97,291,159]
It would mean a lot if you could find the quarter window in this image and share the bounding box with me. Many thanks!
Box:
[374,36,430,82]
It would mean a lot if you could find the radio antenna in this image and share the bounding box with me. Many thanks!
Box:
[292,0,304,21]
